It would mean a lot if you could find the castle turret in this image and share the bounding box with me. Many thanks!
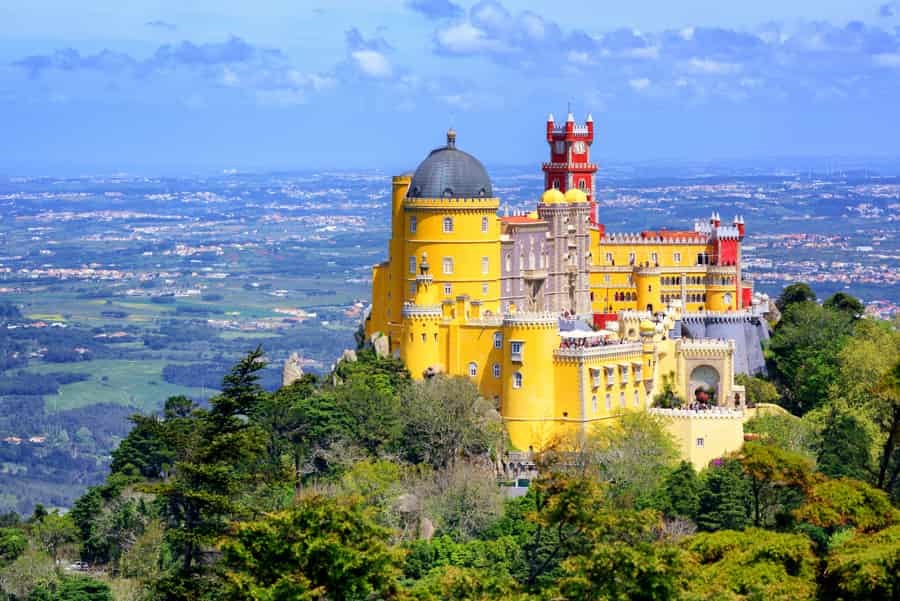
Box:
[401,258,443,378]
[501,313,559,450]
[634,263,662,313]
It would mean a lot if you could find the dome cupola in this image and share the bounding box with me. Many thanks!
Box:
[407,130,493,199]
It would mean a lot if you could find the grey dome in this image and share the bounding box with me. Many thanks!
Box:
[408,130,493,199]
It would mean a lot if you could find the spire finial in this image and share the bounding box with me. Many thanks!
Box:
[446,128,456,149]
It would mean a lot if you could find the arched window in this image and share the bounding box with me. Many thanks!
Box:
[505,253,511,271]
[443,217,454,233]
[513,372,523,389]
[409,216,417,233]
[634,389,640,406]
[409,256,416,274]
[468,362,477,377]
[492,363,501,378]
[578,179,587,190]
[493,332,503,349]
[619,391,626,408]
[592,395,598,412]
[553,179,560,189]
[605,393,612,410]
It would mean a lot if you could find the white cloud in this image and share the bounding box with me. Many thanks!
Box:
[680,27,695,41]
[351,49,393,78]
[685,58,742,75]
[874,52,900,66]
[629,77,651,91]
[567,50,592,65]
[436,22,506,53]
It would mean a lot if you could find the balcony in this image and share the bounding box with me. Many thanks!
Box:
[522,268,547,280]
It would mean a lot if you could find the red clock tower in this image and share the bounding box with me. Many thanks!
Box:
[543,112,600,225]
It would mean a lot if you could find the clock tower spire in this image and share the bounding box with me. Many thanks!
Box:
[543,111,599,224]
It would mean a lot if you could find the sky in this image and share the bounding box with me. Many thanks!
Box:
[2,0,900,174]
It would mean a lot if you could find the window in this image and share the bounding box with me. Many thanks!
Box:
[620,391,626,408]
[409,282,416,296]
[634,390,640,406]
[592,395,598,412]
[578,179,587,190]
[696,437,705,448]
[505,253,511,271]
[510,341,523,362]
[620,365,629,385]
[628,252,636,265]
[482,283,488,295]
[443,283,452,296]
[409,256,416,274]
[605,393,612,410]
[553,179,560,189]
[492,363,501,378]
[468,362,477,377]
[673,252,681,263]
[493,332,503,349]
[591,368,601,388]
[651,252,658,264]
[605,252,613,263]
[481,216,489,233]
[442,257,454,274]
[409,216,417,233]
[513,372,523,389]
[481,257,489,275]
[606,366,616,387]
[443,217,454,233]
[604,274,610,283]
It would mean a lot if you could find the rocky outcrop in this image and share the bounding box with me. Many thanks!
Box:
[282,352,304,387]
[371,333,390,359]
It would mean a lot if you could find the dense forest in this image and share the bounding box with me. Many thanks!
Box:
[0,284,897,600]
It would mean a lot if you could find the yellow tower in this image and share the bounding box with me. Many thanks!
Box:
[501,313,559,450]
[400,257,443,378]
[403,129,501,314]
[634,264,662,313]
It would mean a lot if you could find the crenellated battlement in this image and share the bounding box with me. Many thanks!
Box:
[404,197,499,210]
[681,311,757,323]
[601,232,710,245]
[401,304,442,318]
[650,408,744,419]
[554,341,643,361]
[502,312,558,327]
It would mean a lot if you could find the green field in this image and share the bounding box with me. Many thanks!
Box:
[27,359,212,413]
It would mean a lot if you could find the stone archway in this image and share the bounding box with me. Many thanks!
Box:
[689,365,720,405]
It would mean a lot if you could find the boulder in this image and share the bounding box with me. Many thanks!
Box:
[282,352,304,387]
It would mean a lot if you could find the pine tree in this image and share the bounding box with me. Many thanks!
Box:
[661,461,700,520]
[696,459,750,532]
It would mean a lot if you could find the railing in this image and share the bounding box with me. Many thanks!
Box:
[554,341,643,359]
[650,407,744,419]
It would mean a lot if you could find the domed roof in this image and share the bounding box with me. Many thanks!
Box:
[541,188,565,204]
[565,188,588,203]
[639,319,655,334]
[408,130,493,199]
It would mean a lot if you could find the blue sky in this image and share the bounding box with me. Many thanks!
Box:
[2,0,900,173]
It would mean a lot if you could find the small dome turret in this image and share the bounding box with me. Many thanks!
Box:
[639,319,655,336]
[408,130,493,199]
[564,188,587,203]
[540,188,565,204]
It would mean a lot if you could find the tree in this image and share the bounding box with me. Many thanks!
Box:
[743,413,816,458]
[110,413,176,479]
[683,529,818,601]
[154,349,268,596]
[401,376,502,470]
[823,524,900,601]
[823,291,864,318]
[28,575,114,601]
[696,458,751,532]
[816,409,873,481]
[586,411,679,508]
[794,478,898,535]
[775,282,816,311]
[424,461,505,540]
[31,511,78,564]
[220,495,403,601]
[657,461,700,521]
[735,441,813,528]
[768,301,854,414]
[735,373,781,406]
[0,527,26,566]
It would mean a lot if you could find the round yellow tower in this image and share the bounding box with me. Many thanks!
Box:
[634,264,662,313]
[500,313,559,450]
[402,129,501,314]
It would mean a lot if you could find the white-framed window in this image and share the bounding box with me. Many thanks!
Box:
[510,341,523,362]
[592,395,598,412]
[442,257,454,274]
[673,252,681,263]
[481,216,489,233]
[605,366,615,387]
[651,252,658,264]
[591,368,601,388]
[620,391,626,408]
[696,437,705,448]
[482,283,488,295]
[409,256,416,274]
[605,393,612,410]
[635,366,642,381]
[468,362,477,377]
[513,372,523,389]
[493,332,503,349]
[604,274,611,283]
[552,179,560,189]
[481,257,489,275]
[620,365,629,385]
[443,283,452,296]
[578,179,587,190]
[409,216,417,233]
[634,389,640,406]
[492,363,501,378]
[443,217,454,233]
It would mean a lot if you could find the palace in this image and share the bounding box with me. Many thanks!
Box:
[365,113,770,467]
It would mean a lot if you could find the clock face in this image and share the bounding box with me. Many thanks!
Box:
[554,141,565,155]
[573,141,587,154]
